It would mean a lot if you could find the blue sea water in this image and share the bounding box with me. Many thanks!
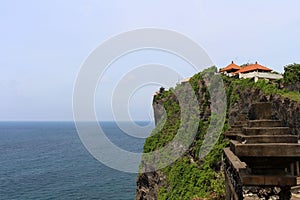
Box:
[0,121,149,200]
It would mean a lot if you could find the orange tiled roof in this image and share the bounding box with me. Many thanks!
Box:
[220,61,241,72]
[234,62,272,74]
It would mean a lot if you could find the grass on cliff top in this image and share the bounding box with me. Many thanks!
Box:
[227,77,300,103]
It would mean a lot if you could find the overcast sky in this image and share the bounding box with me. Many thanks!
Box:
[1,0,300,121]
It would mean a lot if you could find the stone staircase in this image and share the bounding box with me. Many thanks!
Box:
[224,102,300,200]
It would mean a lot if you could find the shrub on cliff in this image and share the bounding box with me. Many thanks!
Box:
[283,63,300,85]
[140,67,230,199]
[283,63,300,92]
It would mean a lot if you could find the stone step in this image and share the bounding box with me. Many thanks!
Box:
[239,156,297,170]
[251,168,289,175]
[230,140,240,153]
[234,121,248,126]
[248,120,282,127]
[229,127,243,132]
[236,134,298,144]
[230,141,300,157]
[231,125,244,129]
[243,127,290,135]
[241,174,296,186]
[224,148,248,174]
[224,131,241,139]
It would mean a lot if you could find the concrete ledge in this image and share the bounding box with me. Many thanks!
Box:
[224,147,247,173]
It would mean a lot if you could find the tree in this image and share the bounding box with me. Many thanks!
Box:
[283,63,300,85]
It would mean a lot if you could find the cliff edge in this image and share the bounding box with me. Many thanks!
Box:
[136,67,300,200]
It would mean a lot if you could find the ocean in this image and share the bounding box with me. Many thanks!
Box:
[0,121,150,200]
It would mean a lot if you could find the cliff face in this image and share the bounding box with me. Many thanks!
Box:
[135,171,166,200]
[136,69,225,200]
[136,72,300,200]
[229,86,300,136]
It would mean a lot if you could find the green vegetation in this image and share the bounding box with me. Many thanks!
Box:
[158,150,226,200]
[142,67,230,199]
[283,63,300,85]
[141,66,300,200]
[223,76,300,103]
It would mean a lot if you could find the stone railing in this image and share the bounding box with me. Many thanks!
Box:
[238,72,283,82]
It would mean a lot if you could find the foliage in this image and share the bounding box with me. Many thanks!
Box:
[142,68,231,199]
[253,79,299,102]
[223,75,300,103]
[141,66,300,200]
[283,63,300,85]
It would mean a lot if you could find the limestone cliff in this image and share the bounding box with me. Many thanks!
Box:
[136,70,300,200]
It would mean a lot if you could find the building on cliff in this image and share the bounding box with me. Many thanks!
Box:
[220,61,283,82]
[219,61,242,77]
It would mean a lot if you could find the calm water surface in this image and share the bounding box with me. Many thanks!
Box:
[0,121,150,200]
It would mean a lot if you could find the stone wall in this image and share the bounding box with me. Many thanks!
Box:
[229,87,300,136]
[285,81,300,92]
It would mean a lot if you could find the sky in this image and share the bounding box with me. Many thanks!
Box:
[1,0,300,121]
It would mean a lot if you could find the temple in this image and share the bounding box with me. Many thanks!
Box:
[219,61,242,77]
[220,61,283,82]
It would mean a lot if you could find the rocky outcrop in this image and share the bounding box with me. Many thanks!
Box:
[136,75,213,200]
[136,171,166,200]
[285,81,300,92]
[272,94,300,136]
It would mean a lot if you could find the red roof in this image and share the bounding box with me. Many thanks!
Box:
[234,62,272,74]
[220,61,241,72]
